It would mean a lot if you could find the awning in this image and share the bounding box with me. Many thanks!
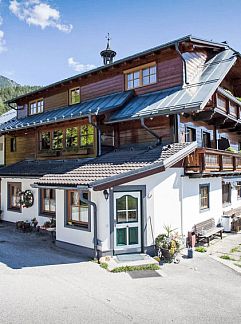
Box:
[0,91,133,133]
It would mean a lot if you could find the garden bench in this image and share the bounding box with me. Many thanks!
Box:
[193,218,223,246]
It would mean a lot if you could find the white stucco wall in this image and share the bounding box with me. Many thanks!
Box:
[1,177,47,226]
[54,189,110,252]
[2,171,241,255]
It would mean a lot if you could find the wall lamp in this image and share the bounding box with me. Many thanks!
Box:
[103,189,109,200]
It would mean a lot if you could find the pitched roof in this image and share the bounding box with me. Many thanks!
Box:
[0,142,196,190]
[0,109,16,125]
[0,91,133,133]
[7,35,228,104]
[107,49,237,123]
[16,142,195,190]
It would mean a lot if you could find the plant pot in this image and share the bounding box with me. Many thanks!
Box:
[161,248,172,259]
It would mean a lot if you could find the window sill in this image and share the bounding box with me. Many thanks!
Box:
[126,80,157,91]
[39,212,56,218]
[222,203,232,208]
[200,207,210,213]
[7,207,22,213]
[65,223,90,232]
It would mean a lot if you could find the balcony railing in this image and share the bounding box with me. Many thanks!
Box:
[185,148,241,174]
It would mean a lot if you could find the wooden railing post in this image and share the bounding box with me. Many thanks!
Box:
[233,156,237,171]
[219,154,223,171]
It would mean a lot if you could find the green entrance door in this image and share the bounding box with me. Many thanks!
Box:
[114,192,141,254]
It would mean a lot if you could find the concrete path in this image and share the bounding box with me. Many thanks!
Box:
[0,223,241,324]
[207,231,241,274]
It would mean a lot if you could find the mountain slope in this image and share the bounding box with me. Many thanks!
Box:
[0,75,20,88]
[0,75,41,115]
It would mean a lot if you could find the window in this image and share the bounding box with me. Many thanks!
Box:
[69,87,80,105]
[237,182,241,199]
[40,189,56,215]
[52,130,63,149]
[40,132,51,150]
[39,124,95,152]
[29,99,44,115]
[142,66,157,86]
[67,191,90,229]
[80,124,94,147]
[200,184,210,210]
[10,137,16,152]
[127,71,140,89]
[66,127,78,148]
[186,127,196,142]
[116,195,138,223]
[202,131,211,148]
[125,63,157,90]
[222,182,231,205]
[8,182,21,211]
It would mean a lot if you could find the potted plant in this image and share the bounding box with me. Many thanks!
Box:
[155,225,181,262]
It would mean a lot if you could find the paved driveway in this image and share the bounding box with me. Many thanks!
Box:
[0,223,241,324]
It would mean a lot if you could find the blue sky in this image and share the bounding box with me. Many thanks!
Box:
[0,0,241,86]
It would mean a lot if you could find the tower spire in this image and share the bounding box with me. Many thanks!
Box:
[100,33,117,65]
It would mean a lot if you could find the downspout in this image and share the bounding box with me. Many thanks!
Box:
[78,188,99,262]
[180,175,184,242]
[88,114,101,156]
[140,117,162,145]
[175,42,189,86]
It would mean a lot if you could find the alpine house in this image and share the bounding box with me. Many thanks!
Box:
[1,35,241,257]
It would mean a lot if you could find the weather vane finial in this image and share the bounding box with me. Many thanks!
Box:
[100,33,116,65]
[106,33,111,49]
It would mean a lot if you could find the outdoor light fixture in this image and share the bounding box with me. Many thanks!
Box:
[103,189,109,200]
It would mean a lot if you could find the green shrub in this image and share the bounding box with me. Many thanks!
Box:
[230,246,240,253]
[226,147,237,153]
[195,246,207,253]
[220,255,235,261]
[100,262,108,270]
[111,264,160,273]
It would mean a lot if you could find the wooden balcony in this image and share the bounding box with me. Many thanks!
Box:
[185,148,241,174]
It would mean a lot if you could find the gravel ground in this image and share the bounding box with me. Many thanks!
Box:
[0,223,241,324]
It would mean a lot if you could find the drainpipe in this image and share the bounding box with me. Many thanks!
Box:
[180,175,184,244]
[175,42,189,86]
[78,187,99,262]
[140,117,162,145]
[88,114,101,156]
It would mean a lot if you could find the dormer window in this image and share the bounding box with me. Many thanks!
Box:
[124,62,157,90]
[69,87,80,105]
[29,99,44,115]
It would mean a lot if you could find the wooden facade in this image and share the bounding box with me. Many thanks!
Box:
[4,38,241,173]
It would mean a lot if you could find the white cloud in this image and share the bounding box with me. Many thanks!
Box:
[9,0,73,33]
[68,57,96,73]
[0,14,6,53]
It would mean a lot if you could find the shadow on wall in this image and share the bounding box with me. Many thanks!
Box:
[0,222,88,269]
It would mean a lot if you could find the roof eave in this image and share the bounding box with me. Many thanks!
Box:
[7,35,228,104]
